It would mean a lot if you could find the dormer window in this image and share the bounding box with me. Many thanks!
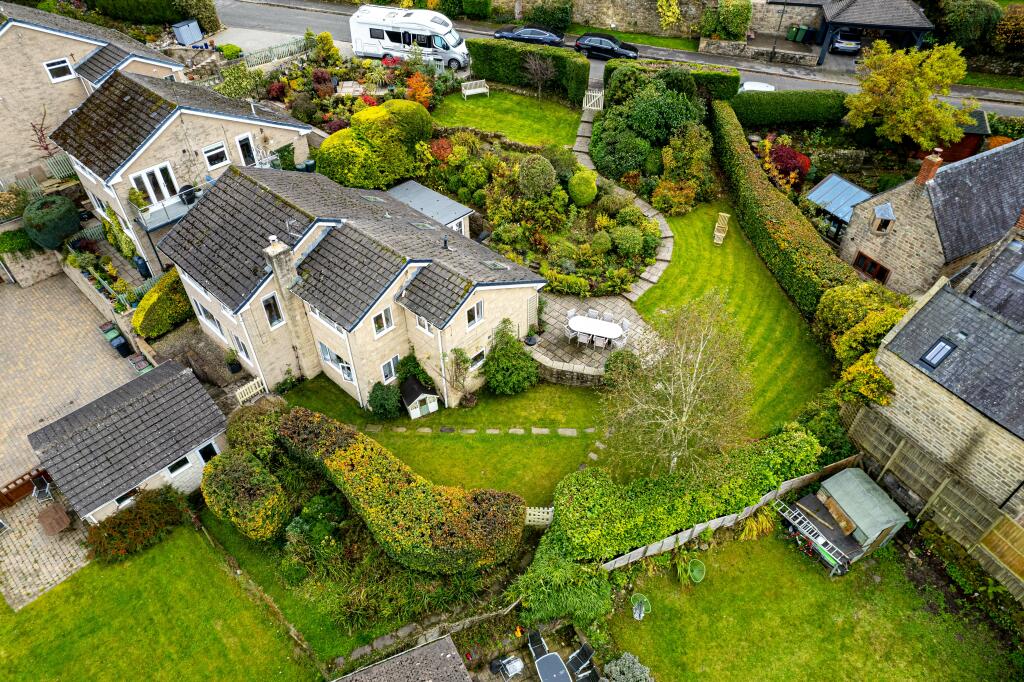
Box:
[922,339,955,368]
[873,203,896,233]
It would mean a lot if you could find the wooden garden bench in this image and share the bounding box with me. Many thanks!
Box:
[713,212,730,245]
[461,79,489,99]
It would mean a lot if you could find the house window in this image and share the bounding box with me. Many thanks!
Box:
[233,334,250,361]
[416,315,432,335]
[853,252,891,283]
[236,134,257,166]
[202,141,230,170]
[199,442,218,462]
[875,218,893,233]
[193,298,224,337]
[373,307,394,336]
[130,163,178,204]
[470,349,485,370]
[922,339,955,368]
[263,293,285,328]
[466,300,484,329]
[115,488,138,506]
[167,455,191,475]
[44,58,74,82]
[381,354,400,383]
[319,342,354,381]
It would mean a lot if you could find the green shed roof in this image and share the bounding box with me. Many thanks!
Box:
[821,468,909,542]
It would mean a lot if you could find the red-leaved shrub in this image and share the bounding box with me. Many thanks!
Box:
[430,137,453,162]
[85,487,189,563]
[770,144,810,178]
[267,81,287,100]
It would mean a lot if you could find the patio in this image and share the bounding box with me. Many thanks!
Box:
[466,626,595,682]
[0,493,88,610]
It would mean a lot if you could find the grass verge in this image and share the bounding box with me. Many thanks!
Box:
[568,24,699,51]
[432,90,580,146]
[960,71,1024,93]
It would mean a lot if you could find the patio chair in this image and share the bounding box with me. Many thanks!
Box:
[566,308,577,321]
[593,336,609,349]
[575,669,600,682]
[587,309,599,319]
[577,333,592,346]
[31,476,53,503]
[611,336,628,350]
[528,631,548,660]
[601,311,615,322]
[621,318,632,333]
[567,643,595,676]
[563,323,577,342]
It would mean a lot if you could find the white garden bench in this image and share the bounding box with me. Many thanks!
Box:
[713,212,730,245]
[461,79,489,99]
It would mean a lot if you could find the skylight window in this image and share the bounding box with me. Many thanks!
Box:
[921,339,955,368]
[1012,260,1024,283]
[412,221,436,230]
[361,195,385,203]
[483,260,509,271]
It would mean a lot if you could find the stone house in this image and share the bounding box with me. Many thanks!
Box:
[856,233,1024,515]
[0,4,184,179]
[27,361,226,524]
[159,167,546,409]
[838,140,1024,296]
[50,70,312,277]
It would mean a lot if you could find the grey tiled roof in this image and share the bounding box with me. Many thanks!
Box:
[159,167,311,310]
[823,0,933,29]
[164,167,543,327]
[51,71,307,180]
[887,286,1024,439]
[388,180,472,226]
[27,362,225,515]
[964,239,1024,326]
[962,109,991,136]
[1,4,180,71]
[339,636,470,682]
[926,139,1024,263]
[74,43,130,85]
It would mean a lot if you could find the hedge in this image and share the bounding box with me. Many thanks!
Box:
[22,195,79,250]
[605,58,740,101]
[729,89,848,127]
[93,0,183,24]
[278,407,525,574]
[0,229,37,255]
[202,449,291,541]
[466,38,589,105]
[710,101,857,316]
[86,487,189,563]
[132,268,195,339]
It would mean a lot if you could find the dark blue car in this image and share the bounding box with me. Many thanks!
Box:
[493,25,565,47]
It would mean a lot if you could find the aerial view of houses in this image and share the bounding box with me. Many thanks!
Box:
[2,0,1023,680]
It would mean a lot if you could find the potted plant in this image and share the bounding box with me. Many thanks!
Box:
[225,349,242,373]
[524,324,540,346]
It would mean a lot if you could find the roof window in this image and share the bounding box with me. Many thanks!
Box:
[483,260,510,271]
[361,195,385,203]
[1012,260,1024,283]
[921,339,955,368]
[411,221,435,230]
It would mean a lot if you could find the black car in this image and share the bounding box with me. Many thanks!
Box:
[574,33,639,60]
[493,24,565,47]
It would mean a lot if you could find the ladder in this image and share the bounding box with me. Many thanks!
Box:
[771,499,849,572]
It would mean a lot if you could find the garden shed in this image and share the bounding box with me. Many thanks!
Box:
[401,376,440,419]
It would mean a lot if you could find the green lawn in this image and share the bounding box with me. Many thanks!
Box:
[285,377,597,505]
[960,71,1024,92]
[568,24,699,51]
[0,529,313,681]
[635,200,834,436]
[432,90,580,146]
[609,535,1014,680]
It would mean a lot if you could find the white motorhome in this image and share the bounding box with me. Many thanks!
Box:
[350,5,469,70]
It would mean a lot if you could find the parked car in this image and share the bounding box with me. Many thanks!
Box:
[830,30,862,54]
[574,33,639,60]
[737,81,776,93]
[493,24,564,47]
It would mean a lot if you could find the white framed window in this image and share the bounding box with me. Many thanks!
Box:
[381,354,400,383]
[922,339,954,368]
[262,293,285,328]
[115,488,138,507]
[319,341,354,381]
[202,141,230,170]
[167,455,191,475]
[233,334,250,361]
[129,163,178,205]
[44,58,74,83]
[416,315,432,335]
[470,349,486,370]
[373,306,394,337]
[236,133,257,166]
[466,300,484,329]
[199,442,218,463]
[193,298,224,337]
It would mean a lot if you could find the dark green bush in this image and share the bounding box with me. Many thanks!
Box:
[606,65,652,105]
[524,0,573,32]
[699,0,752,40]
[202,449,291,541]
[590,110,652,179]
[22,195,79,249]
[132,268,195,339]
[483,318,538,395]
[462,0,491,19]
[396,354,435,389]
[626,80,705,146]
[729,90,848,127]
[541,143,580,183]
[796,395,856,466]
[466,38,588,104]
[174,0,221,32]
[86,487,189,563]
[438,0,463,17]
[990,113,1024,139]
[655,66,698,99]
[710,101,857,317]
[368,381,402,420]
[605,58,740,100]
[517,154,558,199]
[226,403,283,463]
[0,229,37,255]
[93,0,183,24]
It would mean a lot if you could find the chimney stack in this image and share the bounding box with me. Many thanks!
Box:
[916,148,944,185]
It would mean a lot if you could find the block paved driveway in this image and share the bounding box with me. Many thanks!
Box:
[0,276,137,485]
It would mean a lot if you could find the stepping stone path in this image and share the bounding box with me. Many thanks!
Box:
[366,424,382,433]
[531,427,550,435]
[461,428,476,434]
[558,428,578,437]
[416,427,431,433]
[486,428,501,434]
[509,428,525,434]
[440,426,455,433]
[392,426,407,432]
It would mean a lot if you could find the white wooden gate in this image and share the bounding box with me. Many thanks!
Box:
[235,376,267,404]
[583,89,604,111]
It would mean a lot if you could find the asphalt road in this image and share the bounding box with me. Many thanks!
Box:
[215,0,1024,116]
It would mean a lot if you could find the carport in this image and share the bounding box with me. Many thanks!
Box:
[814,0,934,65]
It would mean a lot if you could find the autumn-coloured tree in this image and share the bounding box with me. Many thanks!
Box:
[405,71,433,108]
[30,107,59,159]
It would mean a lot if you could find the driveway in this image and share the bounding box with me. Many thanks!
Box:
[0,276,137,486]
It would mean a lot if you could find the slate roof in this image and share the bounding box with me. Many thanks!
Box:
[388,180,472,227]
[51,71,307,181]
[822,0,933,29]
[162,167,542,327]
[400,376,437,406]
[0,4,179,79]
[27,362,225,515]
[886,286,1024,440]
[806,173,871,224]
[338,636,470,682]
[74,43,130,85]
[962,109,991,137]
[964,237,1024,326]
[926,139,1024,263]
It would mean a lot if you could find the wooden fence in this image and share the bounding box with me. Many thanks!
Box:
[235,376,268,404]
[45,153,76,180]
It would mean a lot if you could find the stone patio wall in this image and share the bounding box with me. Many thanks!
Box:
[1,248,61,287]
[699,37,818,67]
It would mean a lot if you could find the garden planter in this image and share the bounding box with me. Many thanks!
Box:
[227,360,242,374]
[180,185,197,205]
[524,335,539,346]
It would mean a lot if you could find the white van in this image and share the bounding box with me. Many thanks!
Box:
[350,5,469,70]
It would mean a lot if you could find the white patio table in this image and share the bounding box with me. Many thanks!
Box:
[568,315,623,340]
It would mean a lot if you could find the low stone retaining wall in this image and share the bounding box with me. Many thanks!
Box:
[1,249,62,287]
[60,262,136,345]
[699,37,819,67]
[532,349,605,387]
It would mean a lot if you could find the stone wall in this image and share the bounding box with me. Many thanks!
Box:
[532,349,605,387]
[1,248,62,287]
[491,0,704,36]
[967,54,1024,77]
[699,37,818,66]
[749,0,821,35]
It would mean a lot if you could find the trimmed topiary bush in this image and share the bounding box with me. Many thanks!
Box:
[517,154,558,199]
[132,268,195,339]
[368,381,402,420]
[202,449,291,541]
[85,486,189,563]
[729,89,848,127]
[568,169,598,207]
[483,318,538,395]
[466,38,588,104]
[379,99,434,149]
[22,195,79,249]
[611,225,644,257]
[626,80,705,146]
